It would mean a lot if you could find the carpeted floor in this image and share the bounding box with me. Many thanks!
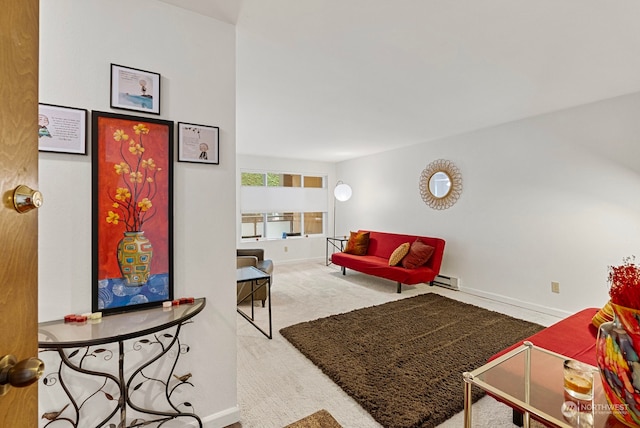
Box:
[235,261,561,427]
[280,293,544,428]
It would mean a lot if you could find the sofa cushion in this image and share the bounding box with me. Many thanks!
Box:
[366,231,417,259]
[344,231,370,255]
[388,242,410,266]
[490,308,599,366]
[401,238,435,269]
[591,300,614,328]
[331,253,438,285]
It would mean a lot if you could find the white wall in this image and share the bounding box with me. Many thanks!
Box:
[39,1,238,426]
[236,154,337,263]
[336,92,640,317]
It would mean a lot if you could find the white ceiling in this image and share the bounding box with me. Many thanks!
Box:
[158,0,640,162]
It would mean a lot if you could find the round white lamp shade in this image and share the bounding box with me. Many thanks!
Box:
[334,183,352,202]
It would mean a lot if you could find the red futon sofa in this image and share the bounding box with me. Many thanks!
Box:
[330,230,446,293]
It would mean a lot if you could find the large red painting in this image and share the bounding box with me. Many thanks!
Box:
[92,111,173,314]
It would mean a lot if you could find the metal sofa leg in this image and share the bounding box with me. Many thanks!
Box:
[397,282,402,293]
[342,266,346,275]
[512,409,523,427]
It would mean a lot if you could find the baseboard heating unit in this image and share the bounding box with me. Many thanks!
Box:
[433,274,459,290]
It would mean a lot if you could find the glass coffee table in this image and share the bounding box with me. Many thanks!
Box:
[463,341,625,427]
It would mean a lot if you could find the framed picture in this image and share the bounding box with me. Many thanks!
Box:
[91,111,174,314]
[177,122,220,164]
[38,103,88,154]
[110,63,161,115]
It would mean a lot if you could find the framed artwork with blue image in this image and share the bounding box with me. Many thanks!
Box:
[110,64,161,115]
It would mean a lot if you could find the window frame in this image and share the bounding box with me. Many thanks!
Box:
[240,171,328,241]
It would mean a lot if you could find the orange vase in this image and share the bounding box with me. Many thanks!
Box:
[596,302,640,427]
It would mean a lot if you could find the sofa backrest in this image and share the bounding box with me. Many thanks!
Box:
[363,230,446,273]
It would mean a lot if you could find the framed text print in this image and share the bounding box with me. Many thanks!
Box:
[38,103,88,155]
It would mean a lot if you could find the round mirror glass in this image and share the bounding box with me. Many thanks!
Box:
[429,171,451,198]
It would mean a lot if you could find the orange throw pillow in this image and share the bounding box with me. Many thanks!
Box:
[401,238,435,269]
[592,300,614,328]
[344,231,370,256]
[389,242,410,266]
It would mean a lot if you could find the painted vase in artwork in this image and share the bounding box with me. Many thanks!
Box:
[117,231,153,286]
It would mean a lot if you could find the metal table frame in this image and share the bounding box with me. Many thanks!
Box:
[38,298,206,427]
[237,266,272,339]
[326,236,349,266]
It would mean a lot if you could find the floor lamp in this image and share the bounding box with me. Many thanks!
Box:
[333,181,352,238]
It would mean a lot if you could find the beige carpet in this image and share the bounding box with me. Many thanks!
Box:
[236,260,561,427]
[284,409,343,428]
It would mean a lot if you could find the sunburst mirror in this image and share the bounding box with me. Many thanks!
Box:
[419,159,462,210]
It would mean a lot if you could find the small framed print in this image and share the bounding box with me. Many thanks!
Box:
[177,122,220,164]
[38,103,88,155]
[110,64,161,115]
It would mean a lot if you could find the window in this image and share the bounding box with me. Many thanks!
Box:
[267,212,297,238]
[304,176,323,188]
[304,211,323,235]
[241,213,263,238]
[240,172,327,239]
[241,173,265,186]
[268,173,301,187]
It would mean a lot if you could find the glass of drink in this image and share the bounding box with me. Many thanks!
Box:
[563,359,594,400]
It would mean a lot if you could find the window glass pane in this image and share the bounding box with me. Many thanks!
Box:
[303,176,323,188]
[241,172,265,186]
[266,212,301,238]
[304,212,324,235]
[284,174,301,187]
[267,173,301,187]
[266,173,279,186]
[241,213,263,238]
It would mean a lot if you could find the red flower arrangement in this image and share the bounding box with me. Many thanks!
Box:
[608,256,640,309]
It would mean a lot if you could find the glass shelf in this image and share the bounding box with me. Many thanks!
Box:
[38,298,205,348]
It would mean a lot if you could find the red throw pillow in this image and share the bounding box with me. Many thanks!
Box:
[401,238,434,269]
[344,231,370,256]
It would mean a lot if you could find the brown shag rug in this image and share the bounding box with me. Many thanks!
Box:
[284,409,343,428]
[280,293,544,428]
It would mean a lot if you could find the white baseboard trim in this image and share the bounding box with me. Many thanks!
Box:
[459,286,574,319]
[184,406,240,428]
[276,256,325,265]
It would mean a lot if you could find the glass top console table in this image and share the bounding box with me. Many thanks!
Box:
[463,341,625,428]
[38,298,206,427]
[237,266,272,339]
